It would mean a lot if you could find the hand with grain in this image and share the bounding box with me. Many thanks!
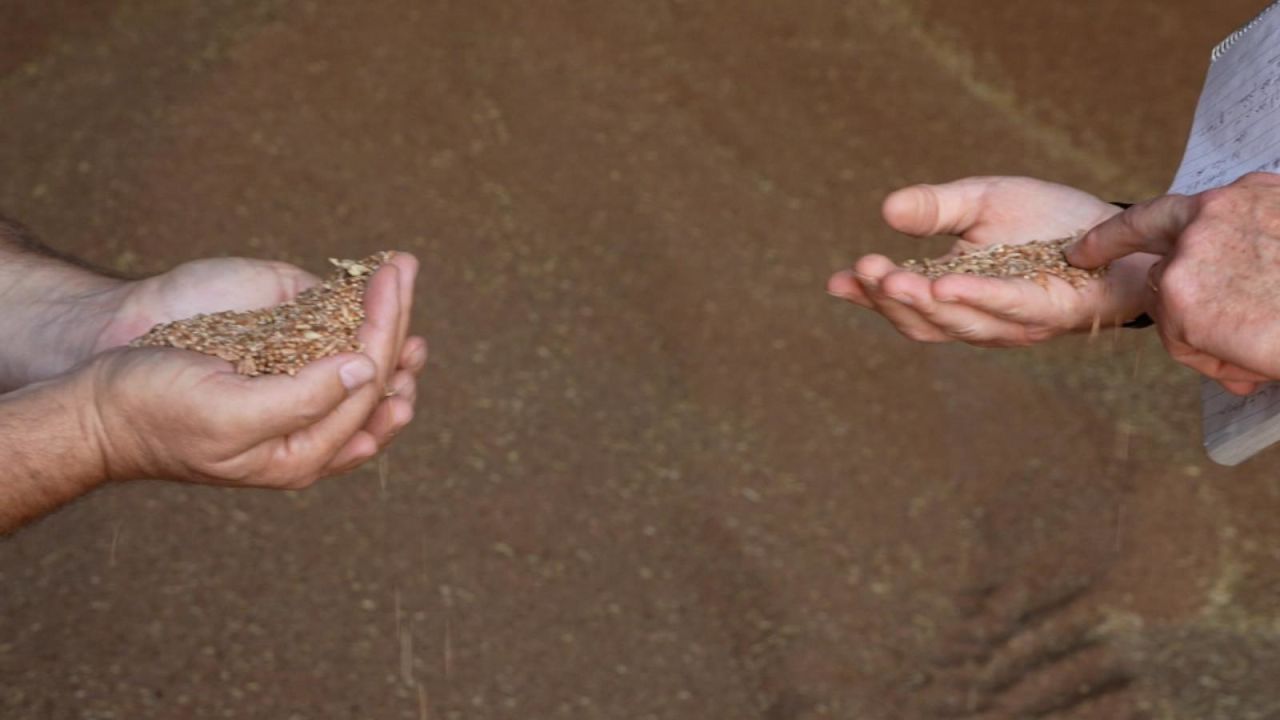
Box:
[0,217,426,533]
[828,176,1159,347]
[84,253,425,485]
[1067,172,1280,396]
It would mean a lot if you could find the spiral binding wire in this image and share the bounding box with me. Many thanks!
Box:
[1212,0,1280,62]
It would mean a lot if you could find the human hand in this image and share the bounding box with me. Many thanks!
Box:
[1067,172,1280,396]
[96,254,427,472]
[828,176,1158,347]
[82,257,425,485]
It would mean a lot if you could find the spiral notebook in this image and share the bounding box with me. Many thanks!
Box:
[1168,1,1280,464]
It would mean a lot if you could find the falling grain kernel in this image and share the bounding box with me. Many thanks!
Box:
[900,237,1105,289]
[400,627,415,686]
[130,251,392,376]
[109,524,121,567]
[418,684,430,720]
[444,617,453,678]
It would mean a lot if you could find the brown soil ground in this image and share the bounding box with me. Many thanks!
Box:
[3,1,1280,718]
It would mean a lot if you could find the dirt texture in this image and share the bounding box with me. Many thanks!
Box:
[3,1,1280,719]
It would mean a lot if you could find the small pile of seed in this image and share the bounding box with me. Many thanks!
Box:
[901,237,1105,289]
[130,252,392,376]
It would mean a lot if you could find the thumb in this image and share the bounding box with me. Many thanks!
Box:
[882,180,987,237]
[1066,194,1197,268]
[223,353,377,438]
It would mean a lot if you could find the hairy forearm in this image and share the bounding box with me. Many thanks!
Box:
[0,373,107,533]
[0,216,127,391]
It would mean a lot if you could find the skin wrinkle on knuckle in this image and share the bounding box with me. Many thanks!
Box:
[945,323,985,341]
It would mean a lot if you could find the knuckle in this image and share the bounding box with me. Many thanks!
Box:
[946,323,984,341]
[880,273,909,297]
[1196,187,1234,214]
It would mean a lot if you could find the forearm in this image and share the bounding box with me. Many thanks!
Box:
[0,216,128,390]
[0,372,108,533]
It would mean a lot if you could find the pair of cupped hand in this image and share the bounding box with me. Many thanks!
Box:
[79,170,1280,491]
[829,173,1280,397]
[67,253,427,489]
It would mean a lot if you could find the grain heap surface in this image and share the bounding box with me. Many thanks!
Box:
[901,238,1105,289]
[130,252,392,376]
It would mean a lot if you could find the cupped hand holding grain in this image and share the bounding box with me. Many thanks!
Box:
[828,176,1161,347]
[79,254,424,487]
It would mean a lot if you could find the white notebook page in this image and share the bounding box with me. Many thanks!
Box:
[1167,1,1280,465]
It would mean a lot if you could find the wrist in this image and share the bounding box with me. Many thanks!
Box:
[0,264,130,389]
[8,373,113,494]
[69,353,146,483]
[0,363,124,532]
[54,276,131,360]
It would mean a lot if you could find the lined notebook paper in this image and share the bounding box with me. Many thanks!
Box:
[1167,1,1280,465]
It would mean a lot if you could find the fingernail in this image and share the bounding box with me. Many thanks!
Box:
[827,290,853,300]
[339,358,376,391]
[891,294,914,306]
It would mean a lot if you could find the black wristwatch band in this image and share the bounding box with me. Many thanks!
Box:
[1109,201,1155,329]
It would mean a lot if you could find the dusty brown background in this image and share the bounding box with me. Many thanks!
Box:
[4,1,1280,718]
